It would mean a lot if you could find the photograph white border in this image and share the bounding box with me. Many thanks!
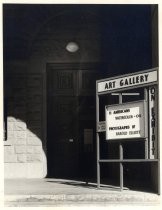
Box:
[0,1,161,210]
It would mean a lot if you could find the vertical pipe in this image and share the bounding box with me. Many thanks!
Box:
[119,93,122,104]
[119,143,123,191]
[96,89,100,188]
[144,88,148,159]
[97,133,100,188]
[119,93,123,191]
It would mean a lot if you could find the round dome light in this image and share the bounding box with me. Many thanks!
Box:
[66,42,79,53]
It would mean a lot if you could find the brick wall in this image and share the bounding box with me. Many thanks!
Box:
[4,15,101,178]
[4,73,45,178]
[29,15,101,63]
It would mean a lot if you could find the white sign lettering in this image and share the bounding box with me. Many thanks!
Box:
[105,101,145,140]
[148,86,158,159]
[98,70,157,93]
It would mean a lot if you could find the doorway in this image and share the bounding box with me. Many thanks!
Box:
[46,63,99,179]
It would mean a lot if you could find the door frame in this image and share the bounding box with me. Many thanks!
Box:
[45,62,101,177]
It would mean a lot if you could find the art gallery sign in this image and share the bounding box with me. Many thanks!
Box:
[97,69,157,93]
[96,68,159,192]
[96,67,158,146]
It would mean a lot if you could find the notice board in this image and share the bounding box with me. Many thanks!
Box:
[105,101,146,140]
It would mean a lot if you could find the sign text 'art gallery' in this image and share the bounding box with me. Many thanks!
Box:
[98,70,157,93]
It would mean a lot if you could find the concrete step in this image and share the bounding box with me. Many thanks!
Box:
[5,193,160,207]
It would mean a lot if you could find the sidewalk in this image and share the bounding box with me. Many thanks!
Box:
[4,178,161,207]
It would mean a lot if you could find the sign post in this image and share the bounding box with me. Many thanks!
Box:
[96,68,159,193]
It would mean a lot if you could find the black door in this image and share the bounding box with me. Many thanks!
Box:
[47,63,99,178]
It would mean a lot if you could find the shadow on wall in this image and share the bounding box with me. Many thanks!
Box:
[4,72,47,178]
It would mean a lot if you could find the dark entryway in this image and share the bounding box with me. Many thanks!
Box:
[46,63,100,178]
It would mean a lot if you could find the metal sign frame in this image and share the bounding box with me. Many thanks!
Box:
[96,67,159,194]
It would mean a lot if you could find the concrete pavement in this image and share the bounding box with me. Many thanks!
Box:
[4,178,161,207]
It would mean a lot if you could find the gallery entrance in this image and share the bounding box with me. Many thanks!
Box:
[46,63,99,178]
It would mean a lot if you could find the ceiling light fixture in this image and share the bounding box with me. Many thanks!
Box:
[66,42,79,53]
